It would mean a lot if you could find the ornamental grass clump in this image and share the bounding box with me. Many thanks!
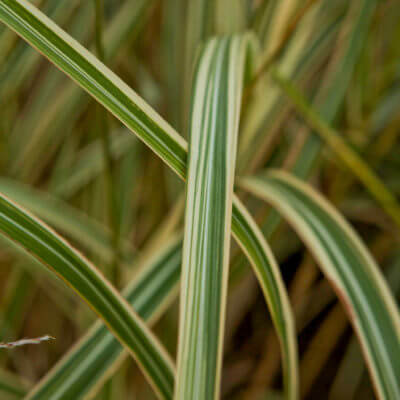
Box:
[0,1,398,399]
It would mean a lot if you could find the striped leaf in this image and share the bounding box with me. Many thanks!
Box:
[329,255,400,400]
[0,1,297,397]
[240,170,400,400]
[176,36,246,399]
[0,178,135,263]
[26,236,182,400]
[0,0,188,177]
[239,0,375,256]
[271,68,400,229]
[10,0,154,180]
[0,194,175,399]
[0,0,80,100]
[231,199,298,399]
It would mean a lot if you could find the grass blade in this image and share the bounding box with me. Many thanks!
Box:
[26,236,182,400]
[0,3,298,397]
[231,199,298,399]
[0,194,175,399]
[0,0,79,100]
[271,68,400,229]
[176,36,245,399]
[240,170,400,400]
[9,0,154,181]
[0,178,135,263]
[0,0,187,176]
[328,255,400,400]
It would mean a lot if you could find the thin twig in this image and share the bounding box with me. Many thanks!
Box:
[0,335,55,349]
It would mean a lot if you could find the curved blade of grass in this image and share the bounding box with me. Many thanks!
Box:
[238,0,376,268]
[0,0,187,178]
[231,199,298,400]
[10,0,155,180]
[26,236,182,400]
[329,255,400,400]
[8,2,93,177]
[0,0,79,100]
[0,178,135,263]
[271,68,400,230]
[176,36,246,400]
[0,3,297,397]
[0,235,77,310]
[0,194,175,399]
[0,0,41,66]
[240,171,400,400]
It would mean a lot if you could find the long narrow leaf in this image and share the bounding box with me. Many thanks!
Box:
[26,236,182,400]
[242,0,375,258]
[176,36,245,399]
[10,0,154,180]
[0,0,79,100]
[0,178,135,263]
[329,255,400,400]
[0,2,297,397]
[271,68,400,229]
[240,171,400,400]
[231,199,298,399]
[0,194,175,399]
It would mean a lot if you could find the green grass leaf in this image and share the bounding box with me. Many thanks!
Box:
[25,236,182,400]
[0,193,175,399]
[0,2,297,397]
[0,0,80,100]
[271,68,400,229]
[175,36,246,399]
[231,199,298,399]
[9,0,154,181]
[240,170,400,400]
[0,178,135,263]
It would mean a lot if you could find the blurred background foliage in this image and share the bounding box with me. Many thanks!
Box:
[0,0,399,399]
